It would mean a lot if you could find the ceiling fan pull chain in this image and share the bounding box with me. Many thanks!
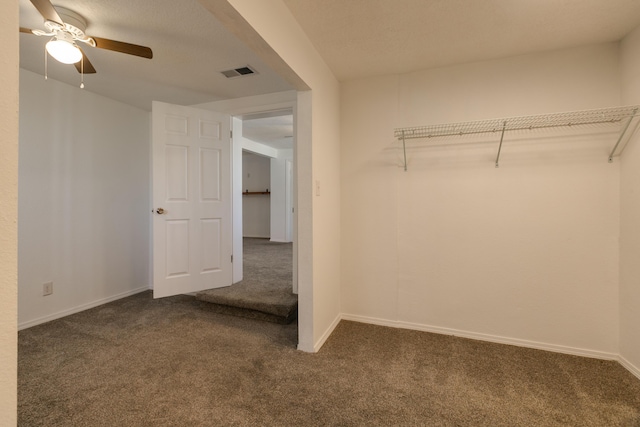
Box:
[80,55,84,89]
[44,46,48,80]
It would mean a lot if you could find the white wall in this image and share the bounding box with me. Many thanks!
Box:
[241,148,293,241]
[18,69,151,328]
[0,0,19,421]
[620,25,640,377]
[241,147,293,241]
[271,148,293,242]
[242,151,271,238]
[341,43,623,357]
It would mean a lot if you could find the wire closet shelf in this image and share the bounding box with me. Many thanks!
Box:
[394,105,640,170]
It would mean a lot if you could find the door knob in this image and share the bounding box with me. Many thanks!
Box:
[156,208,166,214]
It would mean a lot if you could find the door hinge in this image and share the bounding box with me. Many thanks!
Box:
[231,254,233,263]
[230,130,233,138]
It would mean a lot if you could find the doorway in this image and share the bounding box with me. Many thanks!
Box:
[236,109,295,290]
[192,91,309,348]
[241,151,272,239]
[193,108,297,324]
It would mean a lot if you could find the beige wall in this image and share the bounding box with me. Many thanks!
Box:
[0,0,18,422]
[242,152,271,238]
[341,43,623,357]
[620,24,640,376]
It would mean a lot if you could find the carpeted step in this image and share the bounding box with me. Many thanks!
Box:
[196,284,298,324]
[196,298,297,324]
[196,238,297,324]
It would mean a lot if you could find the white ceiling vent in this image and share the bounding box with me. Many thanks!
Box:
[220,66,258,79]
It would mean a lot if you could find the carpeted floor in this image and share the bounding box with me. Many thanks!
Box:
[18,291,640,426]
[196,238,297,323]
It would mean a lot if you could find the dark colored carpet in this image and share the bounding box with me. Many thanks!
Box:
[18,291,640,426]
[196,238,297,323]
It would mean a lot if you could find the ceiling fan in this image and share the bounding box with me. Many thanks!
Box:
[19,0,153,76]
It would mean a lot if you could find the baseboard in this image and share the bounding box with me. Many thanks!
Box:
[297,340,314,353]
[619,355,640,380]
[341,313,619,361]
[298,312,342,353]
[313,312,342,353]
[18,286,150,330]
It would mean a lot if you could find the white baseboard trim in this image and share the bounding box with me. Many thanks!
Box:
[619,355,640,380]
[296,339,314,353]
[309,313,342,353]
[18,286,150,330]
[341,313,619,361]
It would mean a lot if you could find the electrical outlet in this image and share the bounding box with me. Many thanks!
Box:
[43,282,53,296]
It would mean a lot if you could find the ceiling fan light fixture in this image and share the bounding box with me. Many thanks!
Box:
[46,37,82,64]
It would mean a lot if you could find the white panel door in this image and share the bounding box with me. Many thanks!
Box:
[152,101,232,298]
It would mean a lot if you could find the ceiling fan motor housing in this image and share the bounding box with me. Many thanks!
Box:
[43,7,95,46]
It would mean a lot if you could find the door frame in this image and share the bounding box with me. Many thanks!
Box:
[285,158,293,243]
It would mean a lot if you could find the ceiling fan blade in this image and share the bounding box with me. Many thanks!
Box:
[92,37,153,59]
[74,49,97,74]
[20,27,34,34]
[29,0,64,26]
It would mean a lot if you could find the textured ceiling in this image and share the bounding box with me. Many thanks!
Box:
[242,113,293,150]
[282,0,640,81]
[19,1,640,114]
[19,0,294,111]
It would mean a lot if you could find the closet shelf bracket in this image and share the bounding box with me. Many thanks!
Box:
[494,121,507,168]
[394,105,640,170]
[608,107,638,163]
[401,130,407,171]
